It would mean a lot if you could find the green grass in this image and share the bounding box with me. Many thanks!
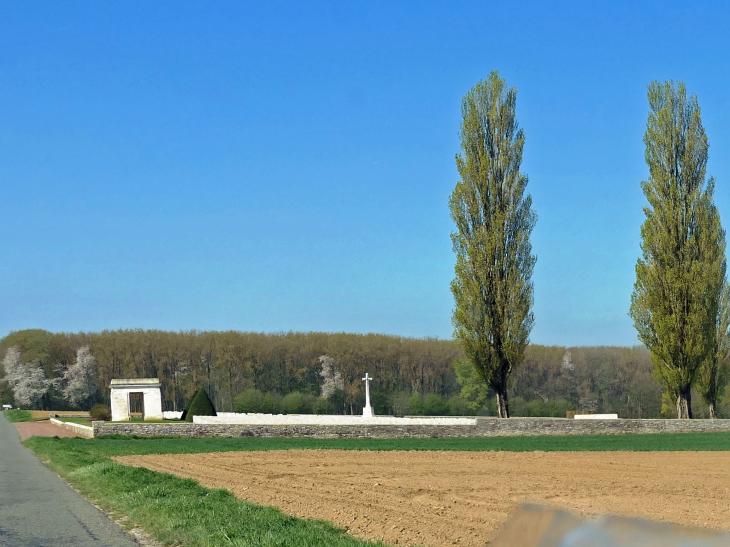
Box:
[3,409,33,422]
[24,436,387,547]
[25,431,730,458]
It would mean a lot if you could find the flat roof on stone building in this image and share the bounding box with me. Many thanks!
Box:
[110,378,161,388]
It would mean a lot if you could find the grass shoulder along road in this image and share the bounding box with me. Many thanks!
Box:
[3,409,33,422]
[24,436,388,547]
[22,432,730,547]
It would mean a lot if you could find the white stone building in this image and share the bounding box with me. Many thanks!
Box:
[110,378,163,422]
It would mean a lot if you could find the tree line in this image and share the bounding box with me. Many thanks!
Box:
[3,328,724,418]
[0,329,460,414]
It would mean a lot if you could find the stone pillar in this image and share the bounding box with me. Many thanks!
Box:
[111,388,131,422]
[142,388,163,420]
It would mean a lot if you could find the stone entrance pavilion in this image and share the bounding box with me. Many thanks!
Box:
[110,378,163,422]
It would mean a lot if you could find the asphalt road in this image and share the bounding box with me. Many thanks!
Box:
[0,413,139,547]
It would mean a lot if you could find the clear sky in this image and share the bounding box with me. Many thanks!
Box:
[1,1,729,346]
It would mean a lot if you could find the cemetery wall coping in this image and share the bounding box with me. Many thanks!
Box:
[50,417,95,438]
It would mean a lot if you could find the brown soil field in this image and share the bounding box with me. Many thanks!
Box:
[116,450,730,546]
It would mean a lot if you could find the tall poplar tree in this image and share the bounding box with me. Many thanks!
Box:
[697,280,730,419]
[449,71,536,418]
[630,80,726,419]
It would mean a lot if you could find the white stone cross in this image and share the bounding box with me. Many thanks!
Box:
[362,373,373,418]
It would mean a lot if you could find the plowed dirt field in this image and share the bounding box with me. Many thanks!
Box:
[116,450,730,546]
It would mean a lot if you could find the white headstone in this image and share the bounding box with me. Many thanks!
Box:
[362,373,374,418]
[574,413,618,420]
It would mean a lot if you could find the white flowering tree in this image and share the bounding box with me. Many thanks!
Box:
[15,364,51,408]
[318,355,344,398]
[2,347,21,382]
[60,346,98,408]
[2,346,51,408]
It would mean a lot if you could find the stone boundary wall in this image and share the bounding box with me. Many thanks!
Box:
[50,417,94,438]
[94,422,472,438]
[474,418,730,436]
[93,417,730,439]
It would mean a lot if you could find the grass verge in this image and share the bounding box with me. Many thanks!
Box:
[24,436,386,547]
[3,409,33,422]
[26,430,730,458]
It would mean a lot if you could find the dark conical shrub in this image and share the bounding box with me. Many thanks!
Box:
[180,395,194,421]
[184,388,217,422]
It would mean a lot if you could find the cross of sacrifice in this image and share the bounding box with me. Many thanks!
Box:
[362,373,374,418]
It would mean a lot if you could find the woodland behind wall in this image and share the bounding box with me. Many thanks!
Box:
[0,329,724,418]
[0,330,462,413]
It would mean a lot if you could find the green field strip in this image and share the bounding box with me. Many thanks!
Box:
[27,431,730,457]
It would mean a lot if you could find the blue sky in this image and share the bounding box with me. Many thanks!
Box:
[1,1,729,346]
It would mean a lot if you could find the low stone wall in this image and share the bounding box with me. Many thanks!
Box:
[93,422,472,439]
[473,418,730,436]
[92,417,730,439]
[50,418,94,438]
